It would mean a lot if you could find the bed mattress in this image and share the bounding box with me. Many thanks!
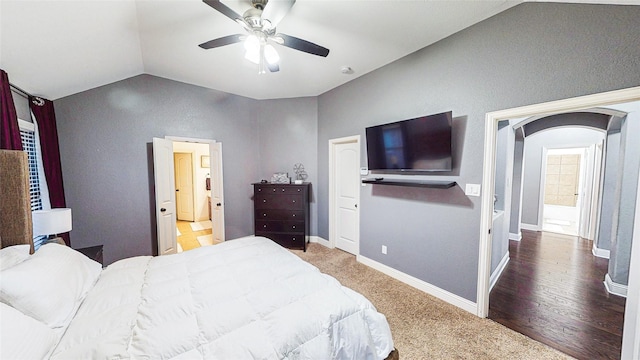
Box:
[50,236,394,359]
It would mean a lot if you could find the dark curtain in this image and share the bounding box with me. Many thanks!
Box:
[29,96,70,246]
[0,70,23,150]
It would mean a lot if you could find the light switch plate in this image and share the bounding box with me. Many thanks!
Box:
[465,184,481,197]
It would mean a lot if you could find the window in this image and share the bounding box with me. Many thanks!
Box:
[18,119,46,249]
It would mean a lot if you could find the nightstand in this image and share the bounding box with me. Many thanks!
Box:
[76,245,104,266]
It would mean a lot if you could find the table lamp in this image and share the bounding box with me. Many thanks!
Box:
[32,208,72,240]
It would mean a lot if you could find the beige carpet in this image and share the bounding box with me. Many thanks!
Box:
[291,243,573,360]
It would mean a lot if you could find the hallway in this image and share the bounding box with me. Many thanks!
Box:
[489,230,626,359]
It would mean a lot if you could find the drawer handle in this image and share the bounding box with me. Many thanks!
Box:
[263,199,267,203]
[292,214,296,217]
[292,200,296,203]
[292,225,296,229]
[282,189,285,192]
[263,213,267,217]
[297,189,300,192]
[258,188,261,192]
[292,237,296,241]
[273,188,276,192]
[263,225,267,228]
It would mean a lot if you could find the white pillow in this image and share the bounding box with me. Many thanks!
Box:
[0,302,58,359]
[0,244,31,271]
[0,243,102,328]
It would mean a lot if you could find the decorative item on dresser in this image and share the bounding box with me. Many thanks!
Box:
[253,182,310,251]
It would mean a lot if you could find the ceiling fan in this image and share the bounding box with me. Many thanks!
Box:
[199,0,330,73]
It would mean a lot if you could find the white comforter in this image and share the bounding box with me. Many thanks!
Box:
[50,236,394,359]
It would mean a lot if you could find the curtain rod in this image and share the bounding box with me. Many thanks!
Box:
[9,83,33,99]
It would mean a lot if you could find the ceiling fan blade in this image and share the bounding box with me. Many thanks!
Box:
[276,33,329,57]
[261,0,295,29]
[198,34,244,49]
[202,0,243,22]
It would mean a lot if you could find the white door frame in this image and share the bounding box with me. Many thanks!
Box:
[329,135,361,250]
[165,136,225,241]
[477,86,640,359]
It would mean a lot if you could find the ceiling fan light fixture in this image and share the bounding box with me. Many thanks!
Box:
[244,35,260,51]
[244,50,260,65]
[264,44,280,65]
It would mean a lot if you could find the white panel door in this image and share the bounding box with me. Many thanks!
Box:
[174,152,194,221]
[153,138,177,255]
[210,142,225,243]
[335,141,360,254]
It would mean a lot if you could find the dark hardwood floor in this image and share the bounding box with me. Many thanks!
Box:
[489,230,626,360]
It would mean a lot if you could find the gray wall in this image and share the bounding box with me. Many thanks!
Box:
[11,90,30,121]
[316,3,640,302]
[256,98,319,236]
[521,127,605,226]
[55,75,262,265]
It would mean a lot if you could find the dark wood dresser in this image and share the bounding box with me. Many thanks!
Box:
[253,183,310,251]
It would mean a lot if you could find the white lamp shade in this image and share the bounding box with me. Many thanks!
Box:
[32,208,72,236]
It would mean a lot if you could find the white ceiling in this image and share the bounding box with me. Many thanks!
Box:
[1,0,637,100]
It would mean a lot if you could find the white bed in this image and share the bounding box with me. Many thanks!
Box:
[1,236,395,359]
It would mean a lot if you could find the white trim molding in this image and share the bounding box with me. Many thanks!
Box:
[357,255,477,314]
[520,223,539,231]
[509,232,522,241]
[489,253,510,292]
[592,244,610,259]
[605,273,628,298]
[309,236,333,248]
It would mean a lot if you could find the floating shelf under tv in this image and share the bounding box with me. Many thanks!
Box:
[361,178,457,189]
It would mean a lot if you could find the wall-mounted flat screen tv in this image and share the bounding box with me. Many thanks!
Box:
[366,111,452,172]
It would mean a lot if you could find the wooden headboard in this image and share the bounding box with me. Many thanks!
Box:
[0,149,34,253]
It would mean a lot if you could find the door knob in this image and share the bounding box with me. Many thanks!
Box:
[160,208,166,212]
[355,204,358,208]
[175,189,179,192]
[216,203,222,206]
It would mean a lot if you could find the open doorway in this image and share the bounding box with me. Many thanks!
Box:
[477,87,640,359]
[173,141,216,253]
[541,147,588,236]
[152,136,225,256]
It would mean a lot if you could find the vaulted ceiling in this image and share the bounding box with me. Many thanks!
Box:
[1,0,635,100]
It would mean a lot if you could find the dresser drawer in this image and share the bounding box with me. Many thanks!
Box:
[255,194,304,210]
[257,232,305,250]
[255,220,283,232]
[255,185,306,195]
[283,220,305,233]
[255,209,304,221]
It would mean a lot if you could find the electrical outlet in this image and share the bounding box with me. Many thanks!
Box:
[381,245,387,255]
[465,183,481,197]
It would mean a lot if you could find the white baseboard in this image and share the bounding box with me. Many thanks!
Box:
[592,244,610,259]
[509,232,522,241]
[309,236,333,248]
[489,253,510,292]
[357,255,477,315]
[520,223,539,231]
[604,273,628,298]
